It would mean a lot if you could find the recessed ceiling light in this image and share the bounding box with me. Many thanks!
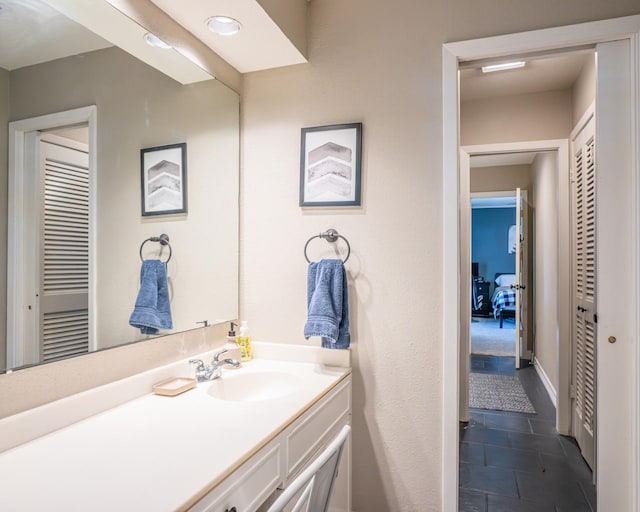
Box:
[481,61,526,73]
[143,33,172,49]
[206,16,242,36]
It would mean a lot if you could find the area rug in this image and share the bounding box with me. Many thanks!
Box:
[469,373,536,414]
[471,317,516,357]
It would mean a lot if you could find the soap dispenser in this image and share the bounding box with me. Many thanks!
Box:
[238,320,253,362]
[223,322,242,368]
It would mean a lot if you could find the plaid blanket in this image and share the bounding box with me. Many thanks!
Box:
[492,287,516,316]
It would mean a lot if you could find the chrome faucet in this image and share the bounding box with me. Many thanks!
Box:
[189,349,240,382]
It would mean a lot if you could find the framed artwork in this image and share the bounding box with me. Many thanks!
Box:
[140,142,187,216]
[299,122,362,206]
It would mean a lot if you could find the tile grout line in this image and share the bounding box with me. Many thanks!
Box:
[462,356,595,512]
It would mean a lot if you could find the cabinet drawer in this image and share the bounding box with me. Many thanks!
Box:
[284,378,351,483]
[191,441,282,512]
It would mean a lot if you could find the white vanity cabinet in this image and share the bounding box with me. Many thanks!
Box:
[0,349,351,512]
[191,375,351,512]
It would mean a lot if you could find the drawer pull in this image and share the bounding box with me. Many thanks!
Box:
[225,508,237,512]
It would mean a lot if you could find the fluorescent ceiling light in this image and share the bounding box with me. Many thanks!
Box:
[143,33,172,49]
[481,61,526,73]
[206,16,242,36]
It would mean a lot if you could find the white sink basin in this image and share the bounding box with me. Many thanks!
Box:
[207,370,303,402]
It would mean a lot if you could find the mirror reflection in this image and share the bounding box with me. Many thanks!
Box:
[1,0,239,372]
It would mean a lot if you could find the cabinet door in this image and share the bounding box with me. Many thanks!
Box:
[191,375,352,512]
[190,441,282,512]
[285,379,351,482]
[283,378,351,512]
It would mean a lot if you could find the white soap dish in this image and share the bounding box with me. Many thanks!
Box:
[152,377,196,396]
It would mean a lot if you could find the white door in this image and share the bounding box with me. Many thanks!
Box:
[511,188,529,370]
[7,106,96,369]
[571,109,596,471]
[38,134,90,363]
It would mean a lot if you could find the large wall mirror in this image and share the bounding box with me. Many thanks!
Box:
[0,0,239,373]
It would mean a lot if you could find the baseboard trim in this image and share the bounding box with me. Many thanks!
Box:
[533,357,557,408]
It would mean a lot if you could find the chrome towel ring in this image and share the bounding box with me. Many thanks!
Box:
[139,233,172,263]
[304,229,351,263]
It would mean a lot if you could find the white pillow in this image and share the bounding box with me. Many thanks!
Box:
[495,274,517,287]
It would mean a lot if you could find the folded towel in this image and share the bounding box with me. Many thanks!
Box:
[129,259,173,334]
[304,259,350,349]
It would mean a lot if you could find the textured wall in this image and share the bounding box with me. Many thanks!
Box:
[461,90,573,146]
[240,0,640,510]
[470,164,531,193]
[572,53,596,127]
[531,153,560,393]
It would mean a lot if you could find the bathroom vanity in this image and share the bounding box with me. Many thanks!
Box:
[0,342,351,511]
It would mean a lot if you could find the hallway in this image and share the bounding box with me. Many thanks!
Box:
[459,356,596,511]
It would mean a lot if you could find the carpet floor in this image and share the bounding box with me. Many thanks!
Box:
[469,373,536,414]
[470,317,515,357]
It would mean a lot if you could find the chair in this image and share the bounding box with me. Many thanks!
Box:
[267,425,350,512]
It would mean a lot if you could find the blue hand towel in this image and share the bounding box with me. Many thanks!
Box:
[129,259,173,334]
[304,259,350,349]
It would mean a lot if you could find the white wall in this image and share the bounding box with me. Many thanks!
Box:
[572,53,596,126]
[462,90,573,146]
[470,164,531,192]
[241,1,640,509]
[531,152,559,393]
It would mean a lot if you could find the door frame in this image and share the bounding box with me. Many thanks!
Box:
[461,142,569,427]
[470,187,530,368]
[443,16,640,512]
[468,189,533,368]
[7,106,97,368]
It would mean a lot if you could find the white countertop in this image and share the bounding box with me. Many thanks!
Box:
[0,350,350,511]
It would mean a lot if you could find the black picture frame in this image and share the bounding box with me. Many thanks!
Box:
[299,122,362,207]
[140,142,188,216]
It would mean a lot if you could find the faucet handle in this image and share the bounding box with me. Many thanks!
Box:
[189,358,205,370]
[213,349,228,363]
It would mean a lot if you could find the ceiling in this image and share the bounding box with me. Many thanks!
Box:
[465,51,593,171]
[2,0,305,80]
[5,1,592,88]
[2,0,214,84]
[0,0,112,70]
[147,0,307,73]
[461,51,593,102]
[470,152,541,168]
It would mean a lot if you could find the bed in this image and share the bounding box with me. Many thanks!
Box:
[492,272,517,327]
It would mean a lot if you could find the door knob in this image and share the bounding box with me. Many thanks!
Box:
[608,336,617,344]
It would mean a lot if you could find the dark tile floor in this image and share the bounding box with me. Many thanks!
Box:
[459,355,596,512]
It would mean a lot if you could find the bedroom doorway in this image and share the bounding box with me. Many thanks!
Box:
[470,190,519,361]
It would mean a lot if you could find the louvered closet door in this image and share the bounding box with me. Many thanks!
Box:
[571,112,596,471]
[39,137,89,362]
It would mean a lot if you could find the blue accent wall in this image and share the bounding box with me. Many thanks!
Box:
[472,207,516,293]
